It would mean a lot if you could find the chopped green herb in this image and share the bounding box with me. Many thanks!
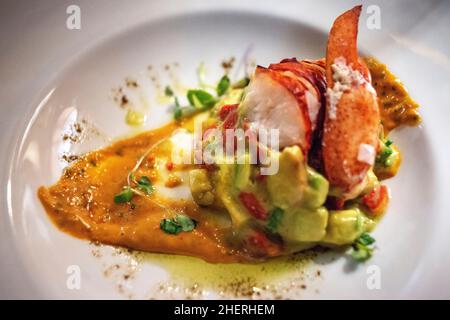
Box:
[174,214,197,232]
[376,139,394,167]
[217,75,230,96]
[137,176,154,195]
[232,77,250,89]
[351,247,372,261]
[160,218,182,235]
[159,214,197,235]
[351,232,376,262]
[165,86,174,97]
[267,207,284,233]
[114,187,133,204]
[187,89,216,109]
[358,232,375,246]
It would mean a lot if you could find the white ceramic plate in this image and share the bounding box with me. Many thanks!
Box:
[1,0,450,299]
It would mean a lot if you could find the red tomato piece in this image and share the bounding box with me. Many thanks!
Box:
[238,192,268,220]
[362,185,390,215]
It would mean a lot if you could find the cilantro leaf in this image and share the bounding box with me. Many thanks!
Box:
[175,214,197,232]
[114,187,133,204]
[160,214,197,235]
[137,176,154,195]
[160,218,182,235]
[217,75,230,96]
[187,89,216,109]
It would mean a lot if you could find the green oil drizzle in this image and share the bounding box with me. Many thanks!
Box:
[138,250,316,289]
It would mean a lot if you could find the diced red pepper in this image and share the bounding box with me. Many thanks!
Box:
[362,185,390,215]
[238,192,268,220]
[218,104,238,121]
[222,110,238,129]
[219,104,239,130]
[165,161,174,171]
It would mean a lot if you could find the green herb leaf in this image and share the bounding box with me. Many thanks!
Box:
[165,86,174,97]
[160,218,182,235]
[159,214,197,235]
[187,89,216,109]
[351,245,372,261]
[114,187,134,204]
[175,214,197,232]
[232,77,250,89]
[137,176,154,195]
[358,232,375,246]
[267,207,284,233]
[217,75,230,96]
[351,233,376,262]
[376,139,394,167]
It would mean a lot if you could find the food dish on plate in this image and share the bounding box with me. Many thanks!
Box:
[38,6,421,263]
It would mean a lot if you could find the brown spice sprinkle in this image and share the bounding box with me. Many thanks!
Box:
[125,78,138,88]
[221,57,236,71]
[121,95,129,107]
[62,122,84,143]
[61,154,80,163]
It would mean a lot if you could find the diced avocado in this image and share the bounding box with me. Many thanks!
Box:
[266,146,307,209]
[234,154,252,191]
[322,208,376,245]
[301,167,329,209]
[215,164,249,226]
[189,169,215,206]
[277,207,329,242]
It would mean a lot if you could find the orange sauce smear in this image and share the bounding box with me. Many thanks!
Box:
[38,122,246,263]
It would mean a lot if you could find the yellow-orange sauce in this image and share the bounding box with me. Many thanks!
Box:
[365,57,422,133]
[39,122,248,263]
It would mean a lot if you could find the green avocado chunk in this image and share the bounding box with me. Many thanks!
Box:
[266,146,307,209]
[277,207,329,242]
[234,154,252,191]
[323,208,376,245]
[216,163,249,227]
[301,167,329,209]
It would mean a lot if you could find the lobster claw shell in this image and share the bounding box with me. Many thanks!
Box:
[322,5,381,197]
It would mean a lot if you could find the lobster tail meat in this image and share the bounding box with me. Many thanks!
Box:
[241,59,326,154]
